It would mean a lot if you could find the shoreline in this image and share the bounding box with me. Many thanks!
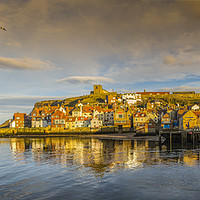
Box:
[0,133,161,141]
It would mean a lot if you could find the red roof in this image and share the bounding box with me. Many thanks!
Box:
[51,110,67,119]
[66,117,76,122]
[77,116,90,121]
[162,113,170,118]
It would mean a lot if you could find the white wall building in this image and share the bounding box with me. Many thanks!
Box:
[122,93,142,105]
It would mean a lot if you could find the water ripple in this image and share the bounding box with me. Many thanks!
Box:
[1,137,200,200]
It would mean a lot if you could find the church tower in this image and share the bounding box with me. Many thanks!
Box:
[93,85,103,94]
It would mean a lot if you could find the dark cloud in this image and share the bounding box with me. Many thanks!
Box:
[0,0,200,100]
[3,0,200,53]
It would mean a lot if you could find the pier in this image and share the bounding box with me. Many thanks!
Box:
[159,129,200,149]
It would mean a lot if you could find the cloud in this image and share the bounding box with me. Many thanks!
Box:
[5,41,21,48]
[0,56,54,71]
[163,55,192,66]
[163,55,177,66]
[116,89,136,94]
[158,86,200,93]
[0,95,69,102]
[107,46,200,83]
[57,76,115,85]
[2,0,200,68]
[0,95,71,124]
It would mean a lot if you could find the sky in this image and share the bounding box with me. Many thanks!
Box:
[0,0,200,123]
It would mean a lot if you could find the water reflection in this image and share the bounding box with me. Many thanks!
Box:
[9,137,200,176]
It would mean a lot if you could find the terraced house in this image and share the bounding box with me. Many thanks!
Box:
[31,108,51,128]
[179,110,198,130]
[133,113,148,132]
[65,117,76,130]
[90,116,102,128]
[75,116,90,128]
[51,110,67,128]
[103,109,114,126]
[161,113,172,129]
[114,107,132,131]
[10,112,30,128]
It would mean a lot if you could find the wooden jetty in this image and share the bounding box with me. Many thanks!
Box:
[158,129,200,149]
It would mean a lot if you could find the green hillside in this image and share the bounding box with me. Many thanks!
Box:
[34,93,108,108]
[0,119,11,128]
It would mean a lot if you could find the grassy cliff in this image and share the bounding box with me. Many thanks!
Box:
[34,93,108,108]
[0,119,11,128]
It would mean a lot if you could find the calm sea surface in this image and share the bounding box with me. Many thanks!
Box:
[0,137,200,200]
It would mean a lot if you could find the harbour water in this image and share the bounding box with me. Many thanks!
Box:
[0,137,200,200]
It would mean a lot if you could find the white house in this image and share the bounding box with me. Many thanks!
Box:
[75,116,90,128]
[191,104,200,111]
[122,93,142,105]
[32,118,51,128]
[10,120,15,128]
[90,116,102,128]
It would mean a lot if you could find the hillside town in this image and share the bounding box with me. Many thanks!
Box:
[7,85,200,133]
